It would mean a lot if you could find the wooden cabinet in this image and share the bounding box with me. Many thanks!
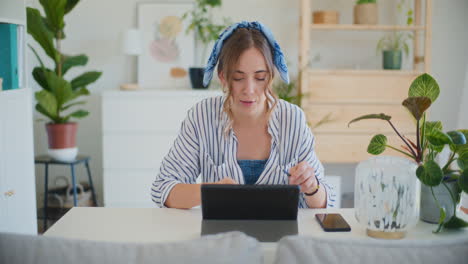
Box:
[299,0,432,163]
[101,90,220,208]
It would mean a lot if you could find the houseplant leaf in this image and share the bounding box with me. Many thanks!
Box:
[36,104,57,122]
[408,73,440,103]
[65,0,80,14]
[348,113,391,127]
[67,110,89,119]
[426,130,453,146]
[416,160,443,186]
[61,101,86,111]
[425,121,443,133]
[367,134,387,155]
[39,0,66,33]
[35,90,58,118]
[26,7,57,62]
[32,67,54,91]
[44,71,73,108]
[458,170,468,193]
[401,96,431,121]
[447,131,466,145]
[70,71,102,90]
[61,54,88,76]
[443,215,468,229]
[457,151,468,171]
[69,87,90,101]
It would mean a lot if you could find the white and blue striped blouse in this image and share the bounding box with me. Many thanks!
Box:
[151,96,336,208]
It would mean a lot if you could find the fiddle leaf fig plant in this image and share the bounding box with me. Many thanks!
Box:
[348,73,468,232]
[27,0,102,124]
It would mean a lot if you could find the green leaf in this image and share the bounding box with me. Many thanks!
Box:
[402,96,431,121]
[427,130,453,146]
[43,71,73,108]
[416,160,443,186]
[28,45,45,68]
[35,90,58,118]
[443,215,468,229]
[32,67,53,91]
[26,7,58,62]
[458,152,468,171]
[435,206,446,233]
[39,0,66,32]
[61,101,86,111]
[447,131,466,145]
[367,134,387,155]
[458,170,468,193]
[425,121,443,134]
[35,104,56,121]
[65,0,80,14]
[67,109,89,119]
[69,87,90,101]
[70,71,102,90]
[61,54,88,75]
[408,73,440,104]
[348,113,391,127]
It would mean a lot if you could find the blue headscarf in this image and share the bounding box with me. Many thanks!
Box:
[203,21,289,87]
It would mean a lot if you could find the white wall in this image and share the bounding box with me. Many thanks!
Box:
[28,0,468,207]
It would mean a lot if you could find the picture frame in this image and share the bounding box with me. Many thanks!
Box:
[137,1,194,89]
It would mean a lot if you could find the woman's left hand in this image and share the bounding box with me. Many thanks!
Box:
[288,161,318,194]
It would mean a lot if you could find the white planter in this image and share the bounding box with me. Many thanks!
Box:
[48,147,78,162]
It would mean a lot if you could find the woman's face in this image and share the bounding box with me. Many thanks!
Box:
[220,47,269,119]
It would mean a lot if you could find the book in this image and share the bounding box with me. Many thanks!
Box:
[0,23,19,90]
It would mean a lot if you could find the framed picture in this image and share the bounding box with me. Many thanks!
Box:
[137,1,194,89]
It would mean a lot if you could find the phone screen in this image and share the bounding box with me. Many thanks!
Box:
[315,213,351,232]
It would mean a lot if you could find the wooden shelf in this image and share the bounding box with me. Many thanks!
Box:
[310,24,425,31]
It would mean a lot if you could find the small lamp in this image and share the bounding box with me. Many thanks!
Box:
[121,28,142,90]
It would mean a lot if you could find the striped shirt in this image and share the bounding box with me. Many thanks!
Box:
[151,96,336,208]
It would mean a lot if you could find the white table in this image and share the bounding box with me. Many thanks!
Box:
[44,208,468,264]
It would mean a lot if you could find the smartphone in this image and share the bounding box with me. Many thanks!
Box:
[315,213,351,232]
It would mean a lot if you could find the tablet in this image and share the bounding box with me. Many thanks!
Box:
[201,184,300,220]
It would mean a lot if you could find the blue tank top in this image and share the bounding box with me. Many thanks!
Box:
[237,159,268,184]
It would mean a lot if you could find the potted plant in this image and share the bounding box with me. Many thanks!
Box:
[27,0,102,162]
[182,0,230,89]
[354,0,378,25]
[376,1,413,70]
[348,73,468,233]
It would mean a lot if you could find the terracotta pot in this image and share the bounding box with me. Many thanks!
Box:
[46,122,78,161]
[354,3,378,25]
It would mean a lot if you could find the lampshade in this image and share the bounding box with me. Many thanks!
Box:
[122,28,142,55]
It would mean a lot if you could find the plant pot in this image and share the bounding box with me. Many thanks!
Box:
[383,50,402,70]
[355,156,420,239]
[46,122,78,162]
[420,181,459,224]
[189,67,208,89]
[354,3,378,25]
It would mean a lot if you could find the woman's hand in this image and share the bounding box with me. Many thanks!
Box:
[288,161,318,194]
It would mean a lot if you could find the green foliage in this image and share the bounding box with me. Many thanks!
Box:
[182,0,231,65]
[273,78,303,107]
[367,134,387,155]
[356,0,376,4]
[376,0,413,56]
[27,0,102,124]
[348,72,468,232]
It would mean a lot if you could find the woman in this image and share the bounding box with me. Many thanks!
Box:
[151,21,336,209]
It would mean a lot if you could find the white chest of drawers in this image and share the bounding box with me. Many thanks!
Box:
[101,89,221,207]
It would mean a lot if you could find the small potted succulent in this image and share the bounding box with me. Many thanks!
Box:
[182,0,230,89]
[27,0,102,161]
[349,73,468,233]
[354,0,378,25]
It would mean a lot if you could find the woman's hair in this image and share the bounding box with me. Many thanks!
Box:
[217,27,278,135]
